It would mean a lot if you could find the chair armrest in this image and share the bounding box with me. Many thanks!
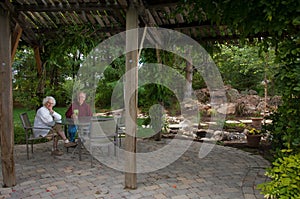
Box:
[90,134,116,139]
[26,126,52,130]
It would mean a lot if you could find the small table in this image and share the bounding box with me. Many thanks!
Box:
[58,117,90,160]
[59,117,116,160]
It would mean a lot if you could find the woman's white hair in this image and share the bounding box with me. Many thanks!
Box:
[42,96,56,106]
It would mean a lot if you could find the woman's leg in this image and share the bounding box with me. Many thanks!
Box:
[52,124,67,140]
[52,124,76,147]
[49,129,59,152]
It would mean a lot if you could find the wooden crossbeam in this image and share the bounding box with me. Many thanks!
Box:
[15,3,125,12]
[0,0,39,46]
[11,23,22,62]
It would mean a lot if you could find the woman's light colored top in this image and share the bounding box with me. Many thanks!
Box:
[33,106,62,137]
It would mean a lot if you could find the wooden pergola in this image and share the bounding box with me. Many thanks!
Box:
[0,0,240,188]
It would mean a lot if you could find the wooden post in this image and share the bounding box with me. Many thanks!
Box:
[124,3,138,189]
[34,46,43,76]
[0,8,16,187]
[185,47,193,99]
[34,46,45,99]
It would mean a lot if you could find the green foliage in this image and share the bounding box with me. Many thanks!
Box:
[12,47,41,109]
[258,152,300,199]
[248,128,262,135]
[138,49,186,115]
[224,122,246,129]
[264,13,300,155]
[138,83,180,116]
[213,44,278,95]
[192,72,206,90]
[61,79,75,105]
[95,81,115,109]
[106,56,126,81]
[94,57,126,109]
[265,99,300,154]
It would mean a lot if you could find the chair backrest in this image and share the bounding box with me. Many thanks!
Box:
[90,119,117,143]
[77,123,91,139]
[112,109,125,127]
[20,112,32,129]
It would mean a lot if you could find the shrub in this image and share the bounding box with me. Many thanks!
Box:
[258,151,300,199]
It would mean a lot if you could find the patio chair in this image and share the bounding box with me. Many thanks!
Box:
[75,121,91,160]
[112,109,126,147]
[89,118,118,167]
[19,112,54,159]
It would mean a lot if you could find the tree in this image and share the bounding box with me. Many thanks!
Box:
[213,43,278,95]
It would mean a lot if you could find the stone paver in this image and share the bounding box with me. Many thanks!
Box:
[0,139,270,199]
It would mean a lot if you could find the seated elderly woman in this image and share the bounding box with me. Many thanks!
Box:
[33,96,76,156]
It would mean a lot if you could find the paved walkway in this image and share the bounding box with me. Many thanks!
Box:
[0,139,270,199]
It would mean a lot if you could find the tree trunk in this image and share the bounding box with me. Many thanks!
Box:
[185,47,193,99]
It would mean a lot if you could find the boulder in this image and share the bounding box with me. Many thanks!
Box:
[226,88,240,102]
[216,103,236,115]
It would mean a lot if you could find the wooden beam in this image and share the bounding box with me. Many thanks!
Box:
[144,2,179,9]
[124,3,138,190]
[33,46,43,76]
[15,3,125,12]
[35,26,125,36]
[14,2,179,12]
[0,7,16,187]
[0,0,39,46]
[11,23,22,62]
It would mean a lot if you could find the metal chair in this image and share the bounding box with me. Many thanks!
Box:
[19,112,53,159]
[75,121,91,160]
[89,118,118,167]
[112,109,126,147]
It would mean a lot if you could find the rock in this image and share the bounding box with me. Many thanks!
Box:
[248,89,258,95]
[244,103,257,114]
[216,103,236,115]
[269,95,282,108]
[241,95,261,106]
[181,85,279,119]
[195,130,207,139]
[257,101,267,112]
[212,130,224,141]
[194,89,209,103]
[226,88,240,102]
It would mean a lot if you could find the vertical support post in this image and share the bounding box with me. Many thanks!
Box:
[34,46,42,76]
[124,3,138,189]
[34,46,44,99]
[0,8,16,187]
[185,47,192,99]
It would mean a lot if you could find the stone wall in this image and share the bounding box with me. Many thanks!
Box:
[194,86,281,117]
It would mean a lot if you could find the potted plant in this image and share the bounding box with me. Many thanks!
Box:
[246,128,263,147]
[251,112,264,129]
